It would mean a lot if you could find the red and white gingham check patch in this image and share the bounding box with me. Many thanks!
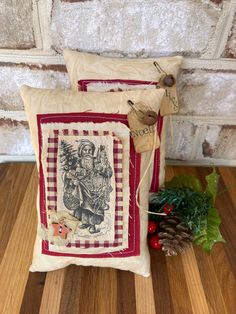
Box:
[46,129,123,248]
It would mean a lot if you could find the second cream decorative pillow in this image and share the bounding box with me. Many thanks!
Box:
[63,50,183,191]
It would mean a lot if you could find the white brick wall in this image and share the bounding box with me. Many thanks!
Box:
[223,12,236,58]
[51,0,222,56]
[1,0,236,164]
[0,0,35,49]
[177,69,236,116]
[0,64,69,110]
[0,119,33,155]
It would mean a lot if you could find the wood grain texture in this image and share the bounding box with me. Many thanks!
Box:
[135,275,156,314]
[117,270,136,314]
[0,166,37,314]
[181,247,210,314]
[21,272,47,314]
[151,249,174,313]
[0,163,235,314]
[194,246,227,314]
[165,255,193,314]
[0,163,35,263]
[40,269,66,314]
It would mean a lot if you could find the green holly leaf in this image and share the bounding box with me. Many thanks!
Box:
[165,175,202,192]
[205,168,220,204]
[194,207,225,253]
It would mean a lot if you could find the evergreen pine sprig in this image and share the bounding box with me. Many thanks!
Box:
[150,187,210,233]
[149,169,225,253]
[59,140,77,172]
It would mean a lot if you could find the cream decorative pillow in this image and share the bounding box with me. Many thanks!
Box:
[20,86,164,277]
[63,50,183,191]
[63,50,183,97]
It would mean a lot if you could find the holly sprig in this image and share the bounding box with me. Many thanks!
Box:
[149,168,225,253]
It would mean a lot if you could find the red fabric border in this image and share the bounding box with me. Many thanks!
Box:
[37,112,141,258]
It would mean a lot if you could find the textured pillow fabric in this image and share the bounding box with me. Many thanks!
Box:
[63,50,183,92]
[63,50,183,191]
[20,86,164,277]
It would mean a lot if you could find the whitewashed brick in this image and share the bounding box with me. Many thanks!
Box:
[200,124,221,158]
[0,0,35,49]
[0,119,33,155]
[212,126,236,159]
[166,121,236,161]
[223,13,236,58]
[198,124,236,160]
[0,64,70,110]
[165,119,201,160]
[177,69,236,117]
[51,0,221,56]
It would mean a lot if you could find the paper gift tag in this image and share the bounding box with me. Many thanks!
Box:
[160,86,179,116]
[128,102,160,153]
[153,62,179,116]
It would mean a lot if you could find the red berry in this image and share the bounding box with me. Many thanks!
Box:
[148,220,157,234]
[149,235,162,250]
[163,203,174,215]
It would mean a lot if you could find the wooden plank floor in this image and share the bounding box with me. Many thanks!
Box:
[0,163,236,314]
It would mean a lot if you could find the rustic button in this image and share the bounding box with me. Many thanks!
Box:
[127,100,158,126]
[140,110,158,126]
[163,74,176,87]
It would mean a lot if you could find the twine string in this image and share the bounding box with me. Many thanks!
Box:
[135,124,157,209]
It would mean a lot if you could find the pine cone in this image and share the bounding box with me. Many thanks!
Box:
[158,216,194,256]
